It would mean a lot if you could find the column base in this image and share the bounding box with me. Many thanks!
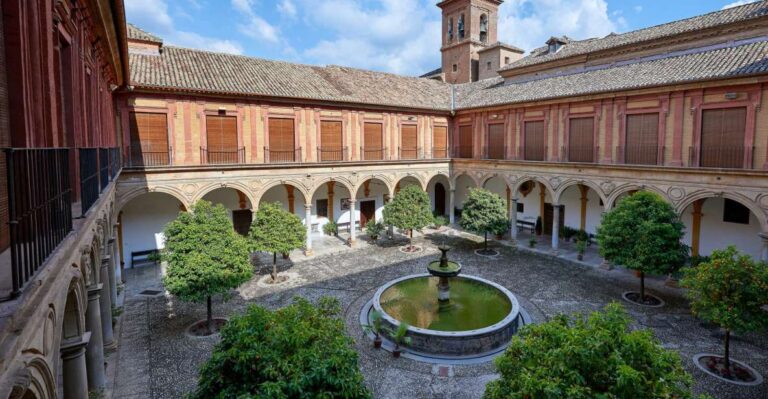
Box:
[550,249,559,256]
[348,239,357,247]
[104,340,118,352]
[304,249,314,257]
[600,260,613,270]
[509,238,518,246]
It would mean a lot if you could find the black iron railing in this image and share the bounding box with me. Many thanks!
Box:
[361,147,388,161]
[486,146,506,160]
[399,147,420,160]
[265,147,301,164]
[690,145,752,169]
[454,145,473,159]
[127,145,172,167]
[79,148,99,215]
[201,147,245,164]
[99,148,109,191]
[563,145,599,163]
[109,147,121,180]
[619,145,661,166]
[3,148,72,300]
[520,145,547,161]
[431,147,449,159]
[317,147,346,162]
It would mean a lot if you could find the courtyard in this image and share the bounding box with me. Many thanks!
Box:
[110,229,767,399]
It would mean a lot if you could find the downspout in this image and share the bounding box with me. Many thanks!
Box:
[450,84,456,116]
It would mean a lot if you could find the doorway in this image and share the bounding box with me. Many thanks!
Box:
[543,203,564,236]
[360,200,376,228]
[232,210,253,236]
[434,183,446,216]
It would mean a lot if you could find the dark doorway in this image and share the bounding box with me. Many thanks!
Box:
[543,203,564,236]
[434,183,446,216]
[360,200,376,228]
[232,210,253,236]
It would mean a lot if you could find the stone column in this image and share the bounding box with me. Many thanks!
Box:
[349,199,357,246]
[551,205,561,254]
[108,237,118,304]
[304,204,313,256]
[61,332,91,399]
[99,258,115,349]
[385,195,395,238]
[760,233,768,262]
[85,285,106,391]
[510,199,518,243]
[449,189,456,225]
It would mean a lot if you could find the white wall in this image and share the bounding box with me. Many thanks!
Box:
[121,193,181,267]
[260,185,306,219]
[515,182,552,225]
[682,197,762,259]
[560,186,604,234]
[455,175,476,210]
[201,188,250,218]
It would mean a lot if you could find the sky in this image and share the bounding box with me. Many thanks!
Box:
[125,0,761,76]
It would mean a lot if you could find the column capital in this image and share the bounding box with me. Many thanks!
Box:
[348,198,357,204]
[60,332,91,358]
[304,203,312,210]
[87,284,103,298]
[759,232,768,242]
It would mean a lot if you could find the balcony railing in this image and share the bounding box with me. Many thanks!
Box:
[431,147,449,159]
[201,147,245,165]
[361,147,388,161]
[520,145,547,161]
[99,148,109,191]
[563,145,599,163]
[79,148,99,216]
[399,147,420,160]
[317,146,347,162]
[3,148,73,300]
[618,145,661,166]
[485,146,507,160]
[109,147,121,180]
[690,145,752,169]
[265,147,302,164]
[455,145,473,159]
[127,145,172,167]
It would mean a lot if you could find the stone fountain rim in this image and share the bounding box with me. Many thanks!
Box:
[372,273,521,338]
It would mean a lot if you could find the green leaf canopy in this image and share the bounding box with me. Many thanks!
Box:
[162,200,252,304]
[249,202,306,255]
[382,185,433,232]
[459,188,508,237]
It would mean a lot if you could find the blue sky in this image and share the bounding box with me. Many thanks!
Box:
[126,0,759,76]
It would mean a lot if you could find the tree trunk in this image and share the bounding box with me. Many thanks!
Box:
[206,295,213,335]
[484,232,488,250]
[724,329,731,371]
[639,271,645,302]
[272,252,277,280]
[409,229,413,250]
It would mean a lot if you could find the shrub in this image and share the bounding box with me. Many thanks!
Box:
[432,215,449,228]
[248,202,306,280]
[192,297,371,399]
[459,188,508,251]
[484,303,698,399]
[323,221,338,236]
[365,221,384,239]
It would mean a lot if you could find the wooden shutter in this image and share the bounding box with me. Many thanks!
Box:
[459,125,473,158]
[625,113,659,165]
[401,125,418,159]
[701,108,746,168]
[206,115,238,163]
[524,121,545,161]
[487,124,505,159]
[433,126,448,158]
[363,122,383,160]
[568,117,594,162]
[268,118,295,162]
[320,121,343,161]
[129,112,169,165]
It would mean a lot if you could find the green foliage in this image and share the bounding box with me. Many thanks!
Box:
[484,303,697,399]
[388,322,412,348]
[382,185,433,243]
[490,218,509,236]
[597,192,687,277]
[576,239,587,255]
[249,202,306,257]
[432,215,449,228]
[365,221,385,238]
[459,188,508,248]
[323,221,338,236]
[561,226,578,240]
[192,297,371,399]
[363,310,383,337]
[162,201,252,305]
[681,246,768,338]
[528,237,537,248]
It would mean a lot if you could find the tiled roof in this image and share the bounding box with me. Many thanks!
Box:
[478,42,525,54]
[126,23,163,44]
[456,40,768,109]
[129,46,452,111]
[420,67,443,78]
[500,1,768,72]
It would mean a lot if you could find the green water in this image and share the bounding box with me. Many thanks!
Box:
[379,277,512,332]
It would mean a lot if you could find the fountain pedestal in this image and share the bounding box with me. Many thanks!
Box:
[428,246,461,303]
[438,277,450,301]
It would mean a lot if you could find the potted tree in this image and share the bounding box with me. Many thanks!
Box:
[162,201,252,336]
[681,246,768,384]
[362,310,384,348]
[365,221,384,241]
[528,237,537,248]
[248,202,306,283]
[388,323,411,358]
[576,239,586,261]
[323,221,338,236]
[382,185,433,252]
[597,192,687,306]
[459,188,508,255]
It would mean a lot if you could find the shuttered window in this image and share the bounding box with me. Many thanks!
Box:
[433,126,448,158]
[700,108,746,168]
[129,112,169,166]
[459,125,473,158]
[487,124,505,159]
[568,117,595,163]
[268,118,296,163]
[320,121,343,161]
[401,125,418,159]
[523,121,545,161]
[625,113,659,165]
[363,122,383,160]
[205,115,239,164]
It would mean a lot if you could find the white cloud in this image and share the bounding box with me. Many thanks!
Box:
[722,0,758,9]
[230,0,281,43]
[277,0,298,18]
[126,0,243,54]
[633,5,643,13]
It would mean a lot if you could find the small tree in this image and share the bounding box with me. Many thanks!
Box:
[192,297,371,399]
[681,246,768,372]
[484,303,698,399]
[162,201,252,334]
[248,202,306,280]
[459,188,508,251]
[597,191,687,304]
[382,185,433,250]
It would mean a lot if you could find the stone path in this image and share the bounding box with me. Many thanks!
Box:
[112,228,767,399]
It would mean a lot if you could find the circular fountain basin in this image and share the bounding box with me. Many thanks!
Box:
[372,273,520,356]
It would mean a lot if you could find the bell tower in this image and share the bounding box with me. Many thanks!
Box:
[437,0,502,83]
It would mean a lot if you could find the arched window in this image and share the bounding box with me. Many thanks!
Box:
[448,17,454,42]
[458,14,465,39]
[479,14,488,43]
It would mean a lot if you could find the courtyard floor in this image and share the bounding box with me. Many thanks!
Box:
[111,228,767,399]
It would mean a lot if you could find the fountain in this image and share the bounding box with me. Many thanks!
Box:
[367,246,522,357]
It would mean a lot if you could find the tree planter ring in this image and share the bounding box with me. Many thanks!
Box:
[474,249,499,258]
[185,317,228,338]
[693,353,764,386]
[621,291,665,308]
[398,245,424,254]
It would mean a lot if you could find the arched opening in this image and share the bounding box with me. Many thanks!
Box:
[354,178,390,229]
[514,179,554,236]
[201,188,253,236]
[310,181,352,233]
[259,184,305,218]
[479,14,488,43]
[120,192,184,268]
[682,197,763,259]
[394,176,421,194]
[558,184,605,237]
[62,287,82,341]
[454,174,477,219]
[483,175,511,213]
[427,174,450,216]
